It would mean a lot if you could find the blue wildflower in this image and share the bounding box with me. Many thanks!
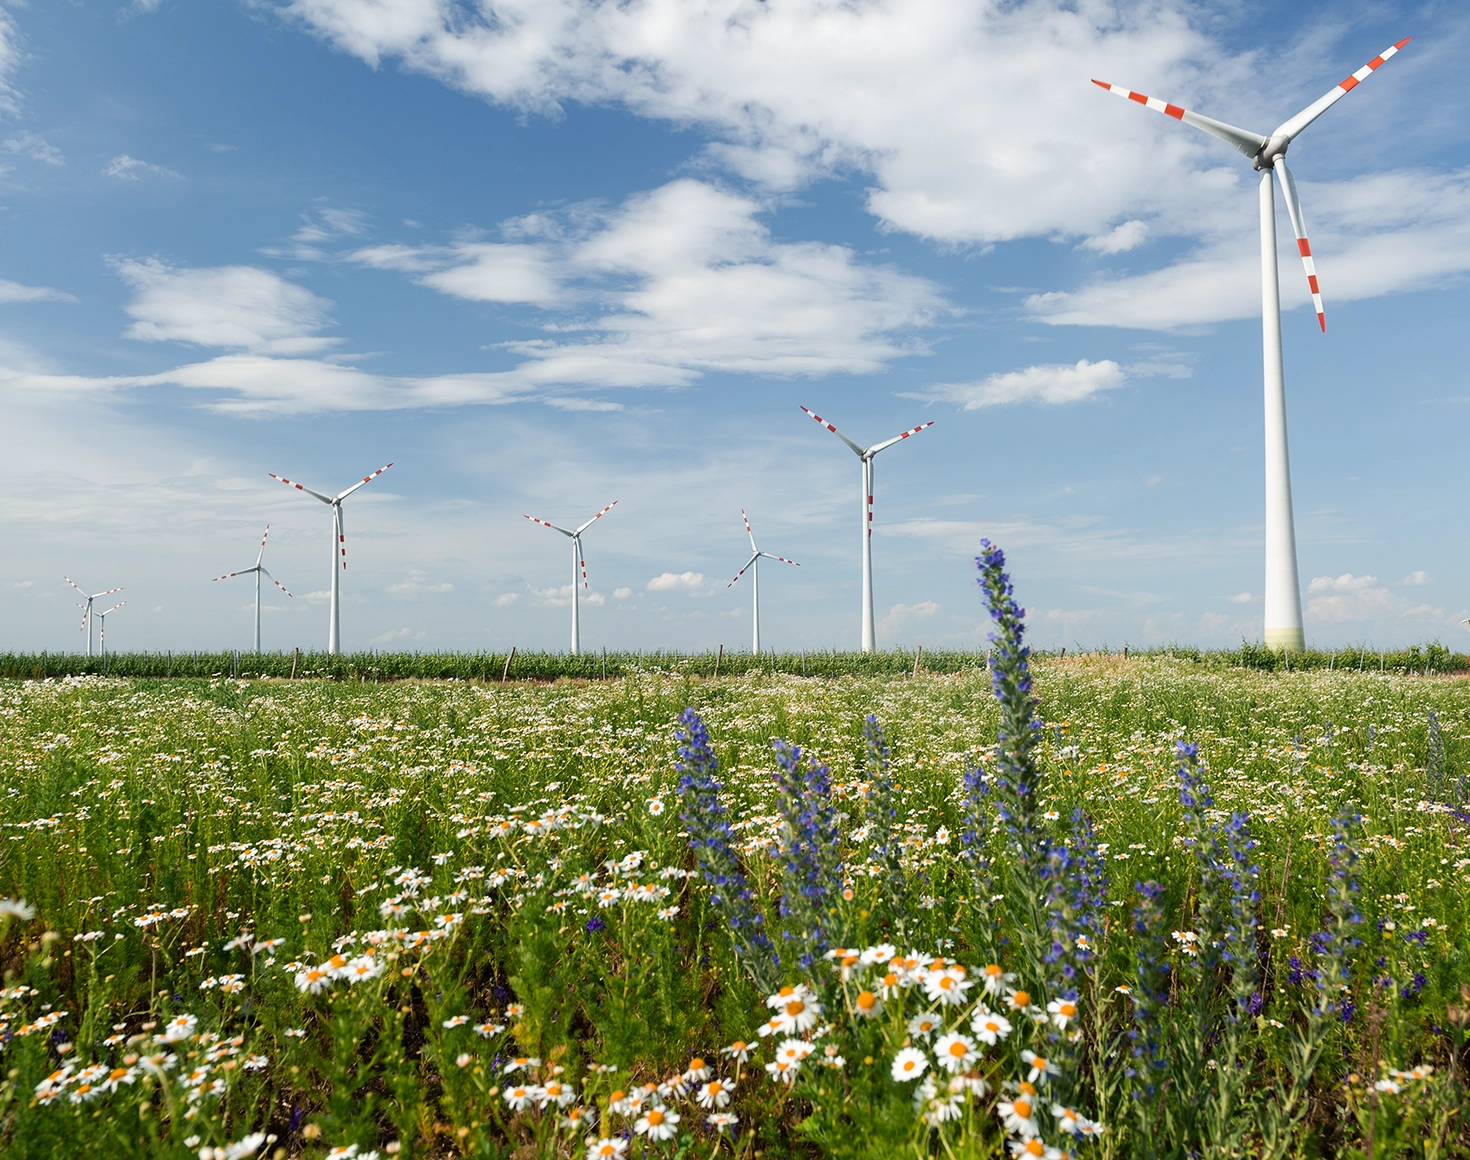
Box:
[674,708,778,989]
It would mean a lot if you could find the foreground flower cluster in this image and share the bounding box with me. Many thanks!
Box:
[1,543,1466,1157]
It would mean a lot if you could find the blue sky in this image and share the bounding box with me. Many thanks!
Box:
[1,0,1467,655]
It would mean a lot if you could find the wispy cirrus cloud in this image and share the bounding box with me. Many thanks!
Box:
[4,132,63,166]
[0,278,74,304]
[104,154,182,181]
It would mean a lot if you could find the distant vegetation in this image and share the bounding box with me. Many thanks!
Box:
[0,641,1463,681]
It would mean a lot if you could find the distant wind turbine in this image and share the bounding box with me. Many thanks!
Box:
[727,509,800,654]
[65,577,123,658]
[270,463,393,655]
[212,525,294,653]
[96,601,125,665]
[800,406,934,653]
[1094,37,1411,650]
[524,501,618,656]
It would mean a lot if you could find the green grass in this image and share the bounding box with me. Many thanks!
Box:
[0,659,1466,1157]
[0,640,1464,681]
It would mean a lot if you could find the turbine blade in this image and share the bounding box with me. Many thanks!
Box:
[256,524,270,566]
[104,601,125,615]
[64,575,85,595]
[728,553,760,587]
[1273,38,1411,141]
[575,500,619,535]
[1276,161,1325,332]
[270,473,334,504]
[762,553,801,567]
[336,461,394,502]
[261,568,294,598]
[525,515,575,536]
[800,405,866,457]
[742,509,758,553]
[93,586,124,599]
[868,420,936,455]
[579,551,589,590]
[338,508,347,571]
[211,572,240,582]
[1092,79,1266,157]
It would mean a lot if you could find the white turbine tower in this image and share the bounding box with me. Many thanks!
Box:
[269,463,393,655]
[95,600,125,665]
[1094,37,1411,650]
[65,577,123,658]
[800,406,934,653]
[727,509,800,654]
[524,501,618,655]
[212,525,294,653]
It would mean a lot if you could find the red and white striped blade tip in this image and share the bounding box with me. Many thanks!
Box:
[1336,38,1411,95]
[1276,162,1326,332]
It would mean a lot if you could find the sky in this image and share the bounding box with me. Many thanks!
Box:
[0,0,1467,656]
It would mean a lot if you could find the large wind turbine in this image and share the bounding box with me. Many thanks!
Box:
[800,406,934,653]
[269,463,393,655]
[65,577,123,658]
[212,525,294,653]
[524,501,618,655]
[727,509,800,654]
[1094,37,1411,650]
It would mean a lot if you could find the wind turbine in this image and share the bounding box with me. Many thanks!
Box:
[524,501,617,655]
[269,463,393,655]
[95,601,125,666]
[727,510,800,654]
[800,406,934,653]
[65,577,123,658]
[212,525,294,653]
[1094,37,1411,650]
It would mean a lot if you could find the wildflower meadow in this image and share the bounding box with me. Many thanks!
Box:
[2,543,1468,1159]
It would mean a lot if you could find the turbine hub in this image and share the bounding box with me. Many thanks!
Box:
[1253,134,1290,172]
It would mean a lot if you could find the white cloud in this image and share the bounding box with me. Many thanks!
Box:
[104,154,181,181]
[646,571,705,593]
[613,587,631,599]
[273,2,1466,326]
[531,584,605,607]
[878,600,939,636]
[371,626,426,643]
[1080,220,1148,254]
[0,12,22,117]
[1401,570,1431,586]
[387,568,455,594]
[361,179,943,384]
[915,360,1126,410]
[273,0,1236,244]
[112,259,338,356]
[1306,572,1446,626]
[1030,168,1470,330]
[1307,572,1378,594]
[1225,591,1253,604]
[0,278,75,304]
[4,132,63,166]
[355,242,561,306]
[493,592,520,606]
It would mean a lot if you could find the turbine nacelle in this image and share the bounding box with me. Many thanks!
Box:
[1252,134,1291,172]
